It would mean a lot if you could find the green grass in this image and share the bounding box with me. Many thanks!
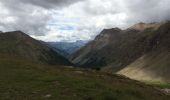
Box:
[144,81,170,89]
[0,56,169,100]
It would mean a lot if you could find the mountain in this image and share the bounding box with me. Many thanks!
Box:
[0,31,169,100]
[0,31,72,65]
[129,22,161,31]
[70,22,170,82]
[69,27,123,68]
[118,22,170,82]
[48,40,88,57]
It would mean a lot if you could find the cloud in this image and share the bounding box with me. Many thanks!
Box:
[124,0,170,23]
[0,0,170,42]
[0,0,83,35]
[1,0,83,9]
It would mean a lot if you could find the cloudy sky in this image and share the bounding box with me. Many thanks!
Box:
[0,0,170,42]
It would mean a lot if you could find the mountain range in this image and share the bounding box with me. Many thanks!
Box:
[70,21,170,82]
[48,40,88,58]
[0,22,170,99]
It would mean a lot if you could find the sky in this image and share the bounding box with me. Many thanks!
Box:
[0,0,170,42]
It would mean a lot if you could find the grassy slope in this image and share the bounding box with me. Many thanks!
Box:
[0,31,72,66]
[0,56,169,100]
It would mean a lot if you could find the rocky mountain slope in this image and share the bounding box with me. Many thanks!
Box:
[0,31,72,65]
[118,22,170,82]
[70,22,170,82]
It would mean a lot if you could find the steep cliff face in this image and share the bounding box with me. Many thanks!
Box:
[0,31,72,65]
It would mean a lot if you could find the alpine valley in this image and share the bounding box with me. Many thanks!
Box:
[0,22,170,100]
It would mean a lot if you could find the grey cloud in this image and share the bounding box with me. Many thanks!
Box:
[124,0,170,24]
[80,0,170,26]
[1,0,170,41]
[1,0,83,9]
[82,0,121,15]
[0,0,83,35]
[0,4,50,35]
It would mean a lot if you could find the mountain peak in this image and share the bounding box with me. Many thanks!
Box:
[95,27,122,41]
[101,28,121,34]
[5,30,27,35]
[2,31,31,40]
[129,22,161,31]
